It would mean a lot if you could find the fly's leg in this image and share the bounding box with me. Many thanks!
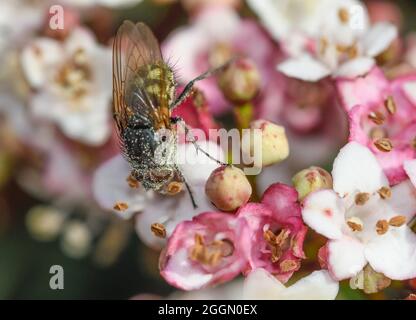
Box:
[170,58,236,110]
[171,117,228,166]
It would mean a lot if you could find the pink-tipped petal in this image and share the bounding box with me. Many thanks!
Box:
[302,190,345,240]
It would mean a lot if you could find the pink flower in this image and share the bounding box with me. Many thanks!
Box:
[162,6,283,115]
[302,142,416,281]
[337,67,416,184]
[171,89,219,137]
[237,183,307,283]
[160,212,247,290]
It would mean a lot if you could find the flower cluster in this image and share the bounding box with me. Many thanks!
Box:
[1,0,416,300]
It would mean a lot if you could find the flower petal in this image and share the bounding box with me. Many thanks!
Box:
[327,236,367,280]
[332,142,389,197]
[404,160,416,187]
[243,268,286,300]
[282,270,339,300]
[362,22,398,57]
[334,57,375,79]
[336,67,388,111]
[302,190,345,240]
[277,55,331,82]
[92,155,147,219]
[365,227,416,280]
[243,268,338,300]
[386,180,416,220]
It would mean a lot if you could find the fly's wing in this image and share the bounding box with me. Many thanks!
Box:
[113,21,173,165]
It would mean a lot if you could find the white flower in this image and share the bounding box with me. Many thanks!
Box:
[247,0,368,54]
[243,268,339,300]
[302,142,416,281]
[92,140,225,249]
[249,0,398,81]
[21,27,112,146]
[278,21,397,81]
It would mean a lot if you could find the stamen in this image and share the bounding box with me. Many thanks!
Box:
[113,202,128,211]
[368,111,385,125]
[150,223,166,238]
[355,192,370,206]
[376,220,389,235]
[374,138,393,152]
[347,217,363,232]
[388,215,407,227]
[384,96,397,115]
[165,181,183,195]
[126,174,139,188]
[280,260,299,272]
[338,8,350,24]
[377,186,392,199]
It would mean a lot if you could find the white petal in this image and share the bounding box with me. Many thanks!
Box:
[282,270,339,300]
[362,22,398,57]
[176,140,225,186]
[402,81,416,106]
[387,180,416,220]
[92,155,147,219]
[404,160,416,188]
[334,57,375,79]
[277,55,331,82]
[328,236,367,280]
[332,142,389,197]
[20,38,62,88]
[365,227,416,280]
[243,268,286,300]
[243,268,338,300]
[302,190,346,240]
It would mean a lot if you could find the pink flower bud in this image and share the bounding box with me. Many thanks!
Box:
[218,57,260,104]
[292,166,333,201]
[205,165,252,211]
[242,119,290,167]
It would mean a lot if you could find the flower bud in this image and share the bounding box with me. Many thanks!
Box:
[242,119,290,168]
[25,206,65,242]
[218,57,260,104]
[292,166,333,201]
[205,165,252,211]
[61,221,92,259]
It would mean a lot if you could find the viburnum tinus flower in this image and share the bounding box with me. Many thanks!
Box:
[237,183,307,283]
[243,268,339,300]
[160,211,247,290]
[302,142,416,281]
[93,140,225,249]
[278,8,397,80]
[21,27,112,146]
[337,67,416,184]
[162,5,283,114]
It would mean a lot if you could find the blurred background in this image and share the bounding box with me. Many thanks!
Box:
[0,0,415,299]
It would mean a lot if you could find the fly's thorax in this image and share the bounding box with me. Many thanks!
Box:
[135,62,176,107]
